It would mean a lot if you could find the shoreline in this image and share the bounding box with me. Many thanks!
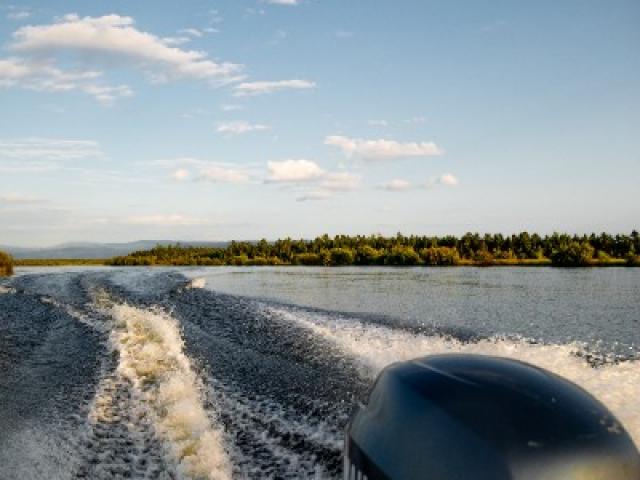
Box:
[12,258,637,268]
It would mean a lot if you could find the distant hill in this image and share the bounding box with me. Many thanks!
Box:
[1,240,230,259]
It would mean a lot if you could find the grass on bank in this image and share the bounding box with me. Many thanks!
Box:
[0,251,14,276]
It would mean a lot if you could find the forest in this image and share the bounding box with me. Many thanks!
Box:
[108,231,640,267]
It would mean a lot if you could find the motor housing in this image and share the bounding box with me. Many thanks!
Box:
[345,354,640,480]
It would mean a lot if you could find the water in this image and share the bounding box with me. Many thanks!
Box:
[1,266,639,479]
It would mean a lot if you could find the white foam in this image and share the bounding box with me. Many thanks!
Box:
[40,295,108,332]
[187,278,207,289]
[0,285,16,294]
[109,303,232,479]
[270,306,640,447]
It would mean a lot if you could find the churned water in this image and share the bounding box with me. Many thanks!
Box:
[1,266,639,479]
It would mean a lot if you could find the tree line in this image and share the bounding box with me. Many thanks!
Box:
[0,251,13,276]
[108,231,640,267]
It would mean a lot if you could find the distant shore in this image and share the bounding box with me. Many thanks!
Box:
[12,258,636,267]
[14,258,108,267]
[6,232,640,269]
[107,232,640,268]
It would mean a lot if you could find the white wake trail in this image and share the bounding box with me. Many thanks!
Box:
[109,303,232,480]
[270,306,640,447]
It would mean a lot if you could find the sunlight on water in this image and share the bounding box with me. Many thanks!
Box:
[110,303,232,479]
[270,306,640,447]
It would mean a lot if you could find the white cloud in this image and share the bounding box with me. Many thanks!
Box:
[436,173,459,186]
[10,14,243,85]
[234,79,316,96]
[171,169,190,181]
[267,29,288,47]
[152,158,255,185]
[404,116,427,124]
[125,214,208,226]
[378,174,458,192]
[294,172,361,201]
[178,28,203,38]
[0,57,132,104]
[0,138,102,161]
[325,135,443,160]
[263,0,300,5]
[297,191,332,202]
[180,108,208,119]
[162,36,191,46]
[368,120,389,127]
[216,121,270,135]
[267,159,325,183]
[221,104,244,112]
[244,8,266,16]
[7,10,30,20]
[0,193,40,204]
[379,179,412,191]
[421,173,459,188]
[199,165,251,184]
[320,171,361,191]
[266,160,360,203]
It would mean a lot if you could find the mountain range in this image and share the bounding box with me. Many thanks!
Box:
[0,241,229,259]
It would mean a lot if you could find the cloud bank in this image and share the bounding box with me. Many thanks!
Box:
[0,13,245,103]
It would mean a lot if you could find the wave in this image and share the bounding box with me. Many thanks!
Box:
[206,378,341,478]
[0,285,16,294]
[267,305,640,447]
[186,277,207,289]
[107,301,232,479]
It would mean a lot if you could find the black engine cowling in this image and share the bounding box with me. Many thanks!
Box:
[345,354,640,480]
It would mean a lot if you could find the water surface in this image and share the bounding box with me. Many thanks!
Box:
[1,266,638,479]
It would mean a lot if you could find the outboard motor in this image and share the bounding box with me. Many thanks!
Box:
[345,354,640,480]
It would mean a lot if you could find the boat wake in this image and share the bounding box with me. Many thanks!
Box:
[1,269,639,479]
[92,294,232,480]
[265,304,640,447]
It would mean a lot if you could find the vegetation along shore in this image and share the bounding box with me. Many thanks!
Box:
[107,232,640,268]
[0,251,14,276]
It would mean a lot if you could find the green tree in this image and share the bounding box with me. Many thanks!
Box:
[550,241,595,266]
[419,247,460,265]
[384,246,421,266]
[356,245,383,265]
[0,251,14,276]
[329,247,355,266]
[473,249,495,266]
[293,253,324,265]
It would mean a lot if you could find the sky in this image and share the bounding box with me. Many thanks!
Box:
[0,0,638,247]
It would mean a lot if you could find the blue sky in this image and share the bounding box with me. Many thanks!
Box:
[0,0,638,246]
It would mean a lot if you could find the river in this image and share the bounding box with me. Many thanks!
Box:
[1,266,638,479]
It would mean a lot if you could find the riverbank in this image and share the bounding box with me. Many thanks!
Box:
[106,233,640,268]
[0,251,14,276]
[9,232,640,268]
[12,257,636,267]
